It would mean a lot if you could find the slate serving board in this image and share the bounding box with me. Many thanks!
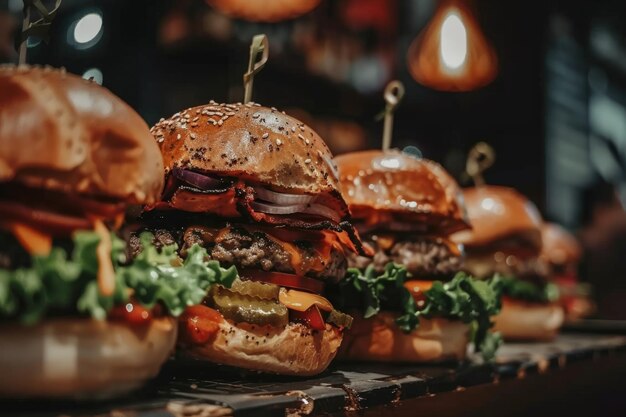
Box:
[3,332,626,417]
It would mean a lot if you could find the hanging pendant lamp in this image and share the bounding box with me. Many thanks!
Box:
[206,0,320,22]
[407,0,498,91]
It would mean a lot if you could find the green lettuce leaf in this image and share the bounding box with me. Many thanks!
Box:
[0,232,237,324]
[497,275,559,303]
[337,264,502,360]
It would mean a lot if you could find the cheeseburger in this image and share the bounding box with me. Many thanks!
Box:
[453,186,564,341]
[541,222,594,321]
[142,101,366,375]
[331,150,501,362]
[0,66,235,398]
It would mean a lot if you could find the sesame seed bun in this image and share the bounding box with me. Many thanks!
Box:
[151,102,348,210]
[453,185,543,251]
[0,65,164,204]
[335,149,470,235]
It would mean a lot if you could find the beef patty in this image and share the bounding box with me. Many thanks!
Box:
[130,224,347,282]
[348,235,463,277]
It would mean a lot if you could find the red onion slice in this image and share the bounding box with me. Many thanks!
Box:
[254,187,314,205]
[172,168,223,190]
[250,201,308,215]
[302,203,341,223]
[250,200,341,223]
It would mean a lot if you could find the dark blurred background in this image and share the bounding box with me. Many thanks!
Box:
[1,0,626,318]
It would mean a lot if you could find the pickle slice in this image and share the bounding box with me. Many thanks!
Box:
[326,309,353,329]
[209,285,288,327]
[229,278,280,300]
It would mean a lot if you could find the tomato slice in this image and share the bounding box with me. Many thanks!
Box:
[108,302,154,326]
[403,280,434,310]
[239,269,325,293]
[179,305,224,345]
[290,305,326,331]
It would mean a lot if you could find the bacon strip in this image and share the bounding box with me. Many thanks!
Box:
[150,181,370,256]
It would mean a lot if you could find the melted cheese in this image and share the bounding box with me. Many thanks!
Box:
[264,233,303,275]
[9,222,52,256]
[93,219,116,297]
[279,288,333,312]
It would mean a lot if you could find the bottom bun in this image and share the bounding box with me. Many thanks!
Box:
[0,317,177,398]
[339,312,470,362]
[493,298,564,341]
[180,320,343,376]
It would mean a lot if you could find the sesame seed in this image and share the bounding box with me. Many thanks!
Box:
[218,119,223,126]
[159,118,165,122]
[291,127,296,132]
[305,138,310,144]
[177,134,181,140]
[192,117,199,122]
[253,113,260,119]
[305,158,311,163]
[276,139,282,145]
[190,133,196,139]
[262,133,269,139]
[298,134,305,140]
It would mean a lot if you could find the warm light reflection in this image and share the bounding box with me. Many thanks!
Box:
[407,0,498,91]
[440,10,467,71]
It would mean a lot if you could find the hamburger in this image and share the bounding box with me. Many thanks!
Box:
[142,101,366,376]
[0,66,236,398]
[330,150,501,362]
[453,186,564,341]
[541,222,594,321]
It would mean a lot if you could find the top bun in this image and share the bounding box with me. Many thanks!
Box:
[0,66,164,204]
[541,222,581,267]
[151,102,342,198]
[453,185,543,250]
[335,149,469,235]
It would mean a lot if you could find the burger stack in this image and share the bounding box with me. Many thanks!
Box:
[0,65,579,400]
[0,66,236,398]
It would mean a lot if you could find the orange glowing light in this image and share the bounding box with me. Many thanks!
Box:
[407,0,498,91]
[206,0,320,22]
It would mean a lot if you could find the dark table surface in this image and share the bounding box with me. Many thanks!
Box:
[4,325,626,417]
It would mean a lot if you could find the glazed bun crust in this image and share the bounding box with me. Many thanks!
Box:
[180,320,342,376]
[453,186,543,250]
[493,298,564,341]
[0,317,177,398]
[339,312,469,362]
[335,150,469,235]
[152,102,342,197]
[541,222,582,267]
[0,66,164,204]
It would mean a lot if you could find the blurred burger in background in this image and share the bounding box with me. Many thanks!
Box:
[142,101,365,376]
[541,223,595,322]
[453,186,564,341]
[330,150,501,362]
[0,66,235,398]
